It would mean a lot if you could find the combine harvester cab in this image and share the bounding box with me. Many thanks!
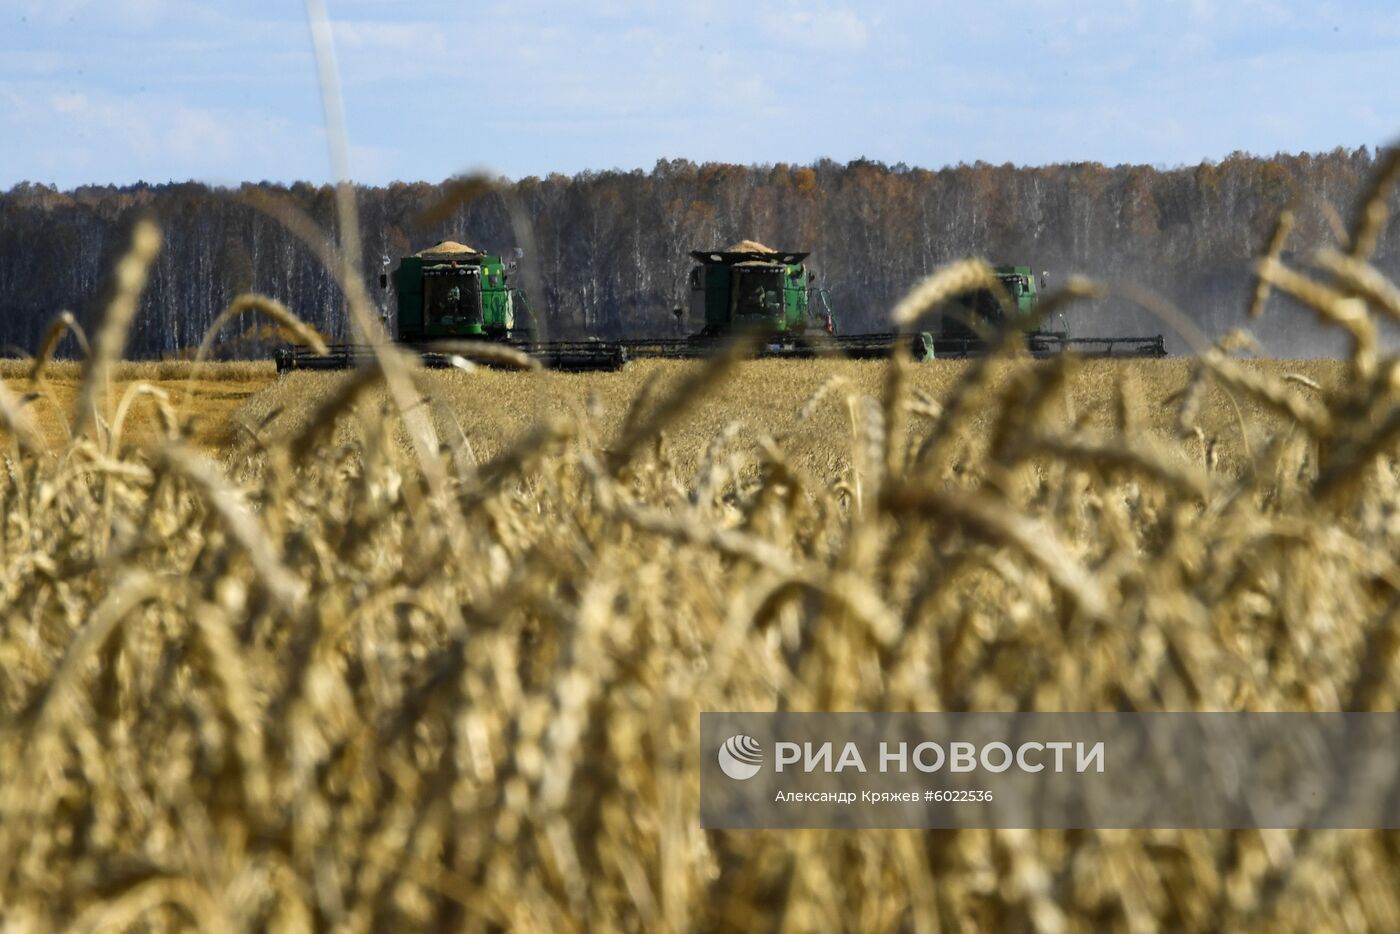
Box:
[276,240,627,373]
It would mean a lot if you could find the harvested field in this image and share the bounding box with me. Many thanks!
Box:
[2,359,275,450]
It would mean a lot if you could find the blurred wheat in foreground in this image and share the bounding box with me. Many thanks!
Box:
[6,193,1400,932]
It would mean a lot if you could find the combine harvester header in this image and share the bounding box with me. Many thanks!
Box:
[275,238,1165,373]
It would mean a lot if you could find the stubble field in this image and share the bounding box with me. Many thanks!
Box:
[0,359,274,451]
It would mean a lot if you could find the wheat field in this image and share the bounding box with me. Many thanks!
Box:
[235,356,1340,485]
[4,165,1400,930]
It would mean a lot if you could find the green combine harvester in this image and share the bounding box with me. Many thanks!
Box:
[924,264,1166,359]
[276,241,625,371]
[615,240,841,360]
[395,241,522,342]
[274,239,1165,373]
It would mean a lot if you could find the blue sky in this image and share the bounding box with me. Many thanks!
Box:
[2,0,1398,189]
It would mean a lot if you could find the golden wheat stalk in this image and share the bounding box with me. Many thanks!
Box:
[70,221,161,444]
[0,380,44,456]
[797,374,856,422]
[606,334,760,473]
[883,483,1110,620]
[293,369,386,460]
[196,294,329,362]
[30,310,90,383]
[1313,405,1400,499]
[423,340,543,371]
[890,259,999,327]
[108,382,175,452]
[1254,257,1376,377]
[1203,350,1333,439]
[904,389,944,421]
[1019,433,1209,501]
[608,494,903,645]
[21,571,166,734]
[70,876,224,934]
[1312,248,1400,324]
[242,189,450,504]
[1249,209,1295,319]
[156,444,305,610]
[1283,373,1322,391]
[1349,144,1400,261]
[414,172,497,228]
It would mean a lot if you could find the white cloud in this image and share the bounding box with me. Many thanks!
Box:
[50,93,87,114]
[3,83,333,186]
[162,106,236,160]
[333,21,446,56]
[2,0,1398,186]
[17,0,175,29]
[1,50,69,76]
[763,7,870,52]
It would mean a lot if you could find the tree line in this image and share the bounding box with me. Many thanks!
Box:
[0,147,1395,359]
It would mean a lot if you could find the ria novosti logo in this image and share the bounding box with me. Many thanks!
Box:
[718,734,763,780]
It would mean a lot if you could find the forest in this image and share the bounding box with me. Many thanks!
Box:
[0,147,1395,358]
